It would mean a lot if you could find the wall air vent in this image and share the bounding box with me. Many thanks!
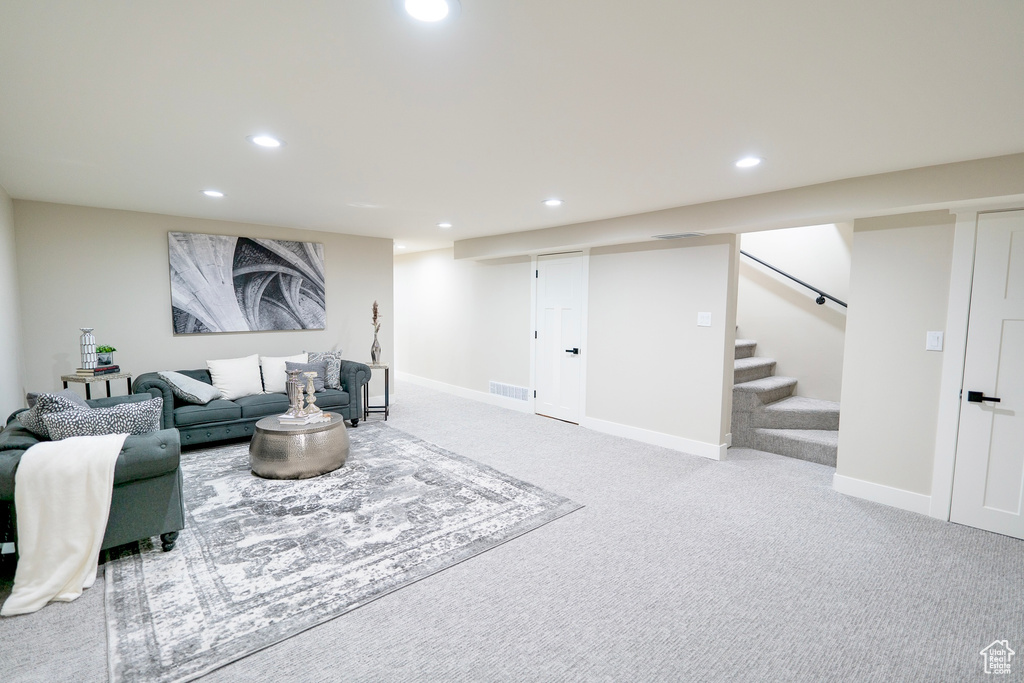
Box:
[653,232,706,239]
[489,381,530,402]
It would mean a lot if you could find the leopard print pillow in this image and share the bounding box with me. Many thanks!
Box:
[18,392,91,438]
[42,398,163,440]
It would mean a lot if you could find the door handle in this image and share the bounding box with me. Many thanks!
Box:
[967,391,1001,404]
[564,348,580,355]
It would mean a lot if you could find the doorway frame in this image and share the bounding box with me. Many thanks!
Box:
[930,205,1024,521]
[530,250,590,423]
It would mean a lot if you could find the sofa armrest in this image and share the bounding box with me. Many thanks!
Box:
[339,360,371,417]
[132,372,176,430]
[114,428,181,485]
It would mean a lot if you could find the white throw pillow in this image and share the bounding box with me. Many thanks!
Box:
[207,354,264,400]
[259,353,308,394]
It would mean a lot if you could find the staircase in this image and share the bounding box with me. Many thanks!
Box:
[731,339,840,467]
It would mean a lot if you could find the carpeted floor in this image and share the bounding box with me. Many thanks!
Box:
[1,381,1022,681]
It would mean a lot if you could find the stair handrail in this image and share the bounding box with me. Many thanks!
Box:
[740,250,848,308]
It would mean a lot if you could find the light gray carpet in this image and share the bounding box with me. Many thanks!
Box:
[2,381,1023,681]
[105,423,580,682]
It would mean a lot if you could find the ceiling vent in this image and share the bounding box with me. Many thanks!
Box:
[652,232,706,239]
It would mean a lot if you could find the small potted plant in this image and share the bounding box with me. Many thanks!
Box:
[96,345,116,366]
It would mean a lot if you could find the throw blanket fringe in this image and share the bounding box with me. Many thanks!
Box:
[1,433,127,616]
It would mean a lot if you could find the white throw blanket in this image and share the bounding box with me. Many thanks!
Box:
[1,433,127,616]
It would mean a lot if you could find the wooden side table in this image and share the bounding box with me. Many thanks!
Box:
[61,371,133,400]
[363,363,389,421]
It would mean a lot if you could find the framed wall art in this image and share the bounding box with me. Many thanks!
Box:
[168,232,326,334]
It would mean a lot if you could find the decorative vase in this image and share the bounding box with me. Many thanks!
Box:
[371,333,381,364]
[284,369,304,418]
[97,352,114,366]
[80,328,97,369]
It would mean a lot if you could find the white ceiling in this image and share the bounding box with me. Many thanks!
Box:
[1,1,1021,252]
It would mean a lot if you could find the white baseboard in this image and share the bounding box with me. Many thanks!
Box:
[396,372,534,414]
[832,473,932,516]
[580,417,726,460]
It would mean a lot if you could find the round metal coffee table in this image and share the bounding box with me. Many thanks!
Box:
[249,413,350,479]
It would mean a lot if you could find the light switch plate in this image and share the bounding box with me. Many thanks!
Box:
[926,331,944,351]
[697,312,712,327]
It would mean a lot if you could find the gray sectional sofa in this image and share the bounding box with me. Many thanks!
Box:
[0,394,185,552]
[133,361,371,448]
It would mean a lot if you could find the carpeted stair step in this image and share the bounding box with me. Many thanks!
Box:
[734,356,777,384]
[735,339,757,359]
[751,428,838,467]
[732,375,797,412]
[752,396,841,430]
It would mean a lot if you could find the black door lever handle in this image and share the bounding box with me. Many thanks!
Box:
[967,391,1001,403]
[565,348,579,355]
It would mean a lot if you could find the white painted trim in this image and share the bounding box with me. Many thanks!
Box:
[929,210,979,520]
[396,371,534,413]
[833,473,932,516]
[529,254,538,412]
[578,249,590,424]
[581,416,727,460]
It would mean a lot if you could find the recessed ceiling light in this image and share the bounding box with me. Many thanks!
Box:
[735,156,762,168]
[202,190,225,198]
[396,244,407,249]
[402,0,459,22]
[247,135,284,148]
[437,222,453,229]
[543,198,564,207]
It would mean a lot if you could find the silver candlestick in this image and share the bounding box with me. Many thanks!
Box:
[303,372,322,416]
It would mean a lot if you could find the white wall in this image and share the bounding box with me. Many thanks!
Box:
[394,236,738,458]
[738,223,851,402]
[586,235,737,452]
[837,211,955,495]
[0,185,24,417]
[394,248,532,393]
[13,201,393,395]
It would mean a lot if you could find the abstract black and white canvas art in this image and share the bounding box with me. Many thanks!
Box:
[168,232,326,334]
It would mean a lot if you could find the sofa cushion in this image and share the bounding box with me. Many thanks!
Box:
[234,393,291,419]
[285,361,327,393]
[306,351,342,389]
[158,370,222,405]
[207,354,264,401]
[0,419,38,452]
[174,400,242,427]
[43,398,163,440]
[315,389,350,410]
[18,392,93,438]
[260,353,308,394]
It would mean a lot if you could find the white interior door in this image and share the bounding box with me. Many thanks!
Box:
[535,253,583,423]
[950,209,1024,540]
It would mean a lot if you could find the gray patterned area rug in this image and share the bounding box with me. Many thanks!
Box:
[103,422,581,682]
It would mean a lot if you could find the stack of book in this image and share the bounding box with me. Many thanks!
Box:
[278,413,331,425]
[76,365,120,376]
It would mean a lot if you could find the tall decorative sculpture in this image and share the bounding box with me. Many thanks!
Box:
[370,300,382,364]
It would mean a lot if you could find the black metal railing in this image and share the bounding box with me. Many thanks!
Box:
[740,250,847,308]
